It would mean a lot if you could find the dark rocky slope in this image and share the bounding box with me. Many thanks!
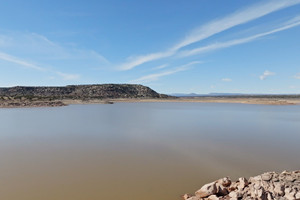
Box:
[0,84,167,99]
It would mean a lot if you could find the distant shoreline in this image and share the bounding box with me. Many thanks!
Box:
[1,84,299,108]
[2,96,299,108]
[65,97,300,106]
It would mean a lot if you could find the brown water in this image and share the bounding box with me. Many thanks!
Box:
[0,103,300,200]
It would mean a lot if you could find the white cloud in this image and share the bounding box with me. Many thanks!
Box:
[0,32,108,82]
[130,61,202,83]
[172,0,300,51]
[0,32,109,64]
[178,17,300,57]
[118,0,300,70]
[56,72,80,80]
[118,51,173,71]
[152,64,169,70]
[221,78,232,82]
[0,52,46,71]
[294,73,300,79]
[260,70,275,80]
[0,51,81,81]
[285,15,300,25]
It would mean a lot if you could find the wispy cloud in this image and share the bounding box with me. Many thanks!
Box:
[118,51,173,71]
[178,17,300,57]
[172,0,300,51]
[130,61,202,83]
[0,51,80,81]
[221,78,232,82]
[260,70,275,80]
[0,31,111,82]
[152,64,169,70]
[0,52,46,71]
[0,32,109,64]
[294,73,300,79]
[118,0,300,70]
[56,72,80,80]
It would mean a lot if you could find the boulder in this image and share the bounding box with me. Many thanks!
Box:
[195,182,217,198]
[237,177,248,190]
[261,173,273,181]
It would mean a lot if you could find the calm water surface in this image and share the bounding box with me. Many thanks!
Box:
[0,103,300,200]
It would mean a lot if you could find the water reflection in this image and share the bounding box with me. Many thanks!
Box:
[0,103,300,200]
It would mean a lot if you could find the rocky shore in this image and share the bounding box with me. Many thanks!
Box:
[183,170,300,200]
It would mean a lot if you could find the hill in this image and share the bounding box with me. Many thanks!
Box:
[0,84,169,99]
[0,84,170,107]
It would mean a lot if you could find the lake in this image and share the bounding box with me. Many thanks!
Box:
[0,103,300,200]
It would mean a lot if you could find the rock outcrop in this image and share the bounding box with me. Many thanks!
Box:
[183,170,300,200]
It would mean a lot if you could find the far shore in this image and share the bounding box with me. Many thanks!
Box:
[64,97,300,106]
[1,85,300,108]
[1,97,300,108]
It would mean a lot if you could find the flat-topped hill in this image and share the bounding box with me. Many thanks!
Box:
[0,84,168,99]
[0,84,172,108]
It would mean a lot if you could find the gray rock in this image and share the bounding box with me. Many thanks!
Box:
[182,194,192,200]
[229,191,242,198]
[261,173,273,181]
[237,177,248,190]
[295,191,300,199]
[207,195,220,200]
[218,177,232,187]
[286,175,296,182]
[216,184,229,196]
[274,182,285,196]
[266,192,274,200]
[284,188,296,200]
[195,182,217,198]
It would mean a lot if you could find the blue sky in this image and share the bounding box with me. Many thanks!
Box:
[0,0,300,94]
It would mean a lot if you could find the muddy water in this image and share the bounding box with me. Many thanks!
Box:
[0,103,300,200]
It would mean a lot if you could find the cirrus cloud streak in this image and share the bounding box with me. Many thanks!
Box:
[118,0,300,71]
[130,61,202,83]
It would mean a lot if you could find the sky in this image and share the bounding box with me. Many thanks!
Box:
[0,0,300,94]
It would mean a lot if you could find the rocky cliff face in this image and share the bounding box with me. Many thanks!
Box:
[0,84,167,99]
[183,170,300,200]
